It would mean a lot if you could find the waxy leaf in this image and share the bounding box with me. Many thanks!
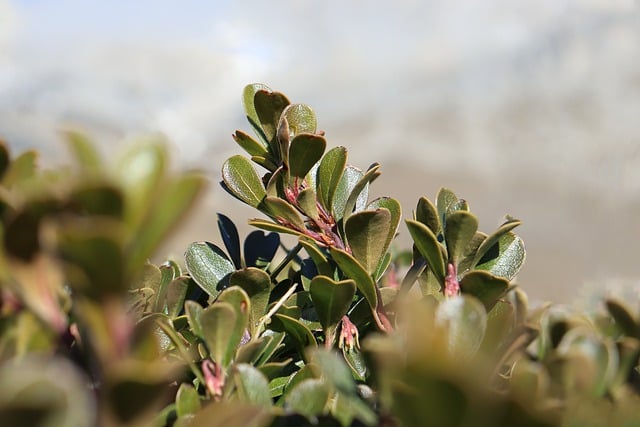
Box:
[254,89,290,145]
[329,248,377,311]
[296,187,320,221]
[475,232,525,281]
[281,104,317,137]
[299,237,333,276]
[289,134,326,180]
[436,188,458,224]
[244,230,280,268]
[444,211,478,265]
[435,295,487,360]
[233,364,272,407]
[406,219,446,282]
[249,219,306,238]
[345,209,392,274]
[259,197,306,231]
[222,155,266,208]
[271,314,317,349]
[309,276,356,330]
[201,302,238,367]
[367,197,402,258]
[185,242,235,298]
[217,213,242,269]
[243,83,272,144]
[332,165,365,221]
[232,130,268,157]
[472,217,522,267]
[415,196,440,235]
[459,270,509,311]
[342,164,380,222]
[316,146,347,212]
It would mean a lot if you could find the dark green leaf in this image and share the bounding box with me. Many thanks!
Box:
[233,129,268,157]
[316,146,347,212]
[185,300,204,339]
[230,268,271,331]
[244,230,280,268]
[165,276,190,318]
[0,139,9,180]
[299,237,333,277]
[333,165,367,221]
[605,300,638,338]
[308,348,357,394]
[248,219,305,238]
[329,248,377,311]
[297,187,320,220]
[444,211,478,265]
[406,219,446,282]
[475,232,525,281]
[472,217,522,267]
[271,314,317,349]
[222,155,266,208]
[436,187,458,225]
[258,196,306,231]
[289,134,326,180]
[243,83,272,144]
[284,379,330,418]
[367,197,401,258]
[175,383,201,417]
[254,89,290,145]
[309,276,356,330]
[415,196,440,235]
[345,209,392,274]
[218,213,242,269]
[184,242,235,298]
[201,302,238,367]
[342,164,380,222]
[459,270,509,311]
[233,364,272,407]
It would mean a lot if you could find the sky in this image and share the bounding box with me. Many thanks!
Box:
[1,0,639,303]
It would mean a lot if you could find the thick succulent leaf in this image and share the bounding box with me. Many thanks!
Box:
[367,197,401,258]
[222,155,266,208]
[126,172,205,273]
[254,89,290,145]
[288,134,326,180]
[342,164,380,222]
[271,313,317,349]
[296,187,320,220]
[201,302,238,367]
[435,295,487,360]
[233,364,272,408]
[436,188,458,225]
[243,83,272,144]
[184,242,235,298]
[309,276,356,330]
[406,219,446,282]
[244,230,280,268]
[329,247,377,311]
[345,209,392,274]
[175,383,201,417]
[459,270,509,311]
[415,196,440,235]
[229,268,271,331]
[248,219,306,238]
[474,232,525,281]
[472,217,522,267]
[298,237,333,276]
[332,165,365,221]
[217,213,242,269]
[284,378,330,418]
[64,130,102,172]
[258,197,306,231]
[316,146,347,212]
[233,130,268,157]
[444,211,479,266]
[281,104,317,137]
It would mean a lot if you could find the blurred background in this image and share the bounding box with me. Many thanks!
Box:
[1,0,639,303]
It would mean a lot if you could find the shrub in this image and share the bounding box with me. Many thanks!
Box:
[0,84,637,427]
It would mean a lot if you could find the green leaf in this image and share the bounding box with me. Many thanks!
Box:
[472,217,522,267]
[406,219,446,283]
[201,302,238,367]
[222,155,266,208]
[165,276,190,318]
[233,129,268,157]
[243,83,272,145]
[299,237,333,277]
[281,104,317,137]
[218,213,242,269]
[229,268,271,332]
[184,242,235,298]
[271,314,317,349]
[185,300,204,339]
[308,348,357,394]
[435,295,487,360]
[190,401,272,427]
[248,219,306,238]
[0,139,9,180]
[217,286,251,351]
[605,299,638,338]
[415,196,440,235]
[316,146,347,212]
[288,134,326,180]
[475,232,525,281]
[258,197,306,231]
[309,276,356,331]
[342,164,380,222]
[459,270,509,311]
[176,383,201,417]
[64,130,102,172]
[69,183,124,218]
[254,89,290,145]
[345,209,392,274]
[329,248,377,311]
[2,150,37,187]
[233,364,272,408]
[296,187,320,221]
[443,211,478,265]
[284,379,330,418]
[333,165,367,222]
[367,197,401,258]
[436,187,458,225]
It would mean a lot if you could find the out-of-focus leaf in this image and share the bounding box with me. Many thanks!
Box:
[2,150,37,188]
[222,155,266,208]
[0,139,9,180]
[64,130,102,172]
[308,348,357,394]
[288,134,326,180]
[284,378,330,418]
[185,300,204,339]
[185,242,235,298]
[233,364,272,407]
[345,209,392,274]
[309,276,356,331]
[444,211,478,266]
[69,183,124,218]
[605,299,638,338]
[189,401,272,427]
[201,302,238,367]
[316,146,347,212]
[435,295,487,360]
[475,232,525,281]
[218,213,242,269]
[175,383,201,417]
[406,219,446,283]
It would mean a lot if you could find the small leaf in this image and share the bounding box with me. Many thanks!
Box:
[165,276,190,318]
[309,276,356,330]
[185,300,204,339]
[415,196,440,235]
[201,302,238,367]
[176,383,201,417]
[299,237,333,277]
[342,164,380,222]
[218,213,242,269]
[345,209,392,274]
[435,295,487,360]
[243,83,272,144]
[281,104,317,137]
[443,211,478,266]
[222,155,266,208]
[271,314,317,349]
[459,270,509,311]
[316,146,347,212]
[244,230,280,268]
[285,379,330,418]
[258,197,306,231]
[254,89,290,145]
[248,219,306,238]
[367,197,401,258]
[233,129,268,157]
[406,219,446,282]
[233,364,272,407]
[475,232,525,281]
[472,217,522,267]
[185,242,235,298]
[288,134,326,180]
[297,187,320,221]
[64,130,102,172]
[333,165,366,221]
[436,188,458,225]
[229,268,271,331]
[329,248,377,311]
